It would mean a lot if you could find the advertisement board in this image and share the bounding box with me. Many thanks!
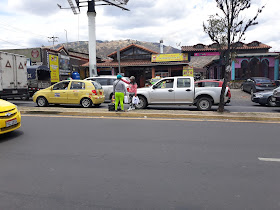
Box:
[49,54,59,82]
[194,52,220,56]
[59,55,70,76]
[151,53,188,62]
[183,66,193,77]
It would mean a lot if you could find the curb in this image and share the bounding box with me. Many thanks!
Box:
[20,110,280,122]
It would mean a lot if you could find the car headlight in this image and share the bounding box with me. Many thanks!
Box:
[254,93,264,98]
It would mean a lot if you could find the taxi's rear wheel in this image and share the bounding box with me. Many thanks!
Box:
[37,96,48,107]
[81,98,92,108]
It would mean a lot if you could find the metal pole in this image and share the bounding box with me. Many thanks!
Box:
[64,29,68,49]
[117,48,121,74]
[87,0,97,77]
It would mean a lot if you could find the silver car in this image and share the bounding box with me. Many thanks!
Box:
[251,90,278,107]
[84,76,130,100]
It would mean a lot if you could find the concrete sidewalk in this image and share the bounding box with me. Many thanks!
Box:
[19,106,280,122]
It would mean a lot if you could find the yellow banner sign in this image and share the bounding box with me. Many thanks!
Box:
[183,66,193,77]
[151,53,188,62]
[49,54,59,83]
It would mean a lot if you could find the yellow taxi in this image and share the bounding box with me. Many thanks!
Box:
[33,80,105,108]
[0,99,21,135]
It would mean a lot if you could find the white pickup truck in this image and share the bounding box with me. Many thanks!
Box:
[135,76,229,111]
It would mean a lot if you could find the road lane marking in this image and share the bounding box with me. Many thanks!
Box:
[21,114,280,124]
[258,158,280,162]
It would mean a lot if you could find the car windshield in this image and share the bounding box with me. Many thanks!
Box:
[255,78,272,83]
[91,81,102,89]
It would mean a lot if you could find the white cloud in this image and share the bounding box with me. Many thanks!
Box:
[0,0,279,52]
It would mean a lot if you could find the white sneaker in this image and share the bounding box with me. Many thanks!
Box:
[128,107,132,111]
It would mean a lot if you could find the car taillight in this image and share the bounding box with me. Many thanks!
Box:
[92,90,97,95]
[227,89,231,98]
[272,83,276,86]
[127,87,129,91]
[256,83,261,86]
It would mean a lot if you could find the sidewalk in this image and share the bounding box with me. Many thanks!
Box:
[19,106,280,122]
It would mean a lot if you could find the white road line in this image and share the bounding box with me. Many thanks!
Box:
[258,157,280,162]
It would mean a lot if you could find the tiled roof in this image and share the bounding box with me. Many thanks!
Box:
[182,42,271,52]
[82,60,188,67]
[107,44,158,57]
[188,56,220,69]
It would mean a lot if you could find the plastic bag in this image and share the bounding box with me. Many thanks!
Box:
[132,96,139,104]
[124,95,129,104]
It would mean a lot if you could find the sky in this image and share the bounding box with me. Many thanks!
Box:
[0,0,279,52]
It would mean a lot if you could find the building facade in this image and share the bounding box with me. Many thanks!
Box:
[83,44,189,87]
[182,41,280,80]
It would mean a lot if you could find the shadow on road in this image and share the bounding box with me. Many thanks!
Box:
[0,131,24,143]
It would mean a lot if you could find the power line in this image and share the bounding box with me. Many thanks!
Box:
[0,21,49,39]
[0,38,28,48]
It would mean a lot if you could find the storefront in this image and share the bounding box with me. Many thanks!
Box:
[83,44,190,87]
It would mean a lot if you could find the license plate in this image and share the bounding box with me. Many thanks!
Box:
[6,118,17,127]
[12,90,18,94]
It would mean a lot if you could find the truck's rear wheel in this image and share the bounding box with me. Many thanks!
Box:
[197,97,212,111]
[135,95,147,109]
[36,96,48,107]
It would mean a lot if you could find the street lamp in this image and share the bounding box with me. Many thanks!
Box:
[64,29,68,49]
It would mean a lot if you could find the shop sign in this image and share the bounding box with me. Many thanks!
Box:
[194,52,220,56]
[183,66,193,77]
[49,54,59,82]
[151,53,188,62]
[31,49,40,58]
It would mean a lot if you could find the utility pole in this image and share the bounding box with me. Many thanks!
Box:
[48,36,59,49]
[64,29,68,49]
[88,0,97,76]
[62,0,130,77]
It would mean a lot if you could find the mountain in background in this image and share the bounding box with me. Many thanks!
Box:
[55,39,181,59]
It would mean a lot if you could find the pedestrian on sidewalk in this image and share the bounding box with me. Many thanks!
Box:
[122,76,138,111]
[113,74,126,112]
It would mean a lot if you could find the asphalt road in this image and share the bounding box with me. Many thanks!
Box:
[0,116,279,209]
[7,97,279,113]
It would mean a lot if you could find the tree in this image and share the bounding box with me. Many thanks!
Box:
[203,0,265,112]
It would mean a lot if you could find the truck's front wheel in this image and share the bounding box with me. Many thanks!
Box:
[197,97,212,111]
[135,95,147,109]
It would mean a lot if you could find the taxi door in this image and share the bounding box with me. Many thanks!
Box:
[48,81,70,104]
[150,79,175,103]
[67,81,86,104]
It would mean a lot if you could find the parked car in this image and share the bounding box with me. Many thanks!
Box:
[251,90,278,107]
[33,80,105,108]
[241,77,276,94]
[84,76,130,100]
[136,76,230,111]
[272,86,280,105]
[0,99,21,135]
[195,79,231,103]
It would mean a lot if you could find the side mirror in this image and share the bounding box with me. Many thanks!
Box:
[50,87,53,91]
[152,85,156,89]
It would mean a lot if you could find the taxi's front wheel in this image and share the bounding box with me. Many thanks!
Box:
[36,96,48,107]
[81,98,92,108]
